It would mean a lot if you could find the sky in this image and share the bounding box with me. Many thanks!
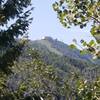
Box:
[29,0,94,45]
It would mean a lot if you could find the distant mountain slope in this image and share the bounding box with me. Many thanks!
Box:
[31,37,93,60]
[29,36,100,80]
[33,38,63,56]
[30,36,97,63]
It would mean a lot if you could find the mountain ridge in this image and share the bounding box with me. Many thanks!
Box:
[28,36,100,80]
[30,36,93,61]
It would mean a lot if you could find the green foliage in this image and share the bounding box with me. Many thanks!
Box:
[75,78,100,100]
[0,48,64,99]
[69,44,77,49]
[80,39,100,59]
[0,0,33,72]
[53,0,100,59]
[0,42,99,99]
[53,0,100,99]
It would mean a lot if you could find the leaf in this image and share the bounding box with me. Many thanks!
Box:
[69,44,77,49]
[81,40,87,46]
[89,40,95,46]
[80,50,87,55]
[83,42,87,46]
[52,2,59,11]
[90,26,96,36]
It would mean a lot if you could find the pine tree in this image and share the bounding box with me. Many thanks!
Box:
[0,0,33,73]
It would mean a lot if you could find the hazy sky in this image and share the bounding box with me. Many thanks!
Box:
[29,0,94,44]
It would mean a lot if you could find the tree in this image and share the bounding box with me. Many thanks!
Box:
[0,0,33,72]
[53,0,100,99]
[0,47,65,100]
[53,0,100,59]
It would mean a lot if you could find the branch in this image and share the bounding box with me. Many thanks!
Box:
[91,16,100,24]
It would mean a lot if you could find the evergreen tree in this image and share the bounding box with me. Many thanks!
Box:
[0,0,33,72]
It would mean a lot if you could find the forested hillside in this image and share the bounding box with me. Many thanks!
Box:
[5,41,99,99]
[29,37,100,80]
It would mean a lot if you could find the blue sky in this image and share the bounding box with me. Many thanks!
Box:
[29,0,94,44]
